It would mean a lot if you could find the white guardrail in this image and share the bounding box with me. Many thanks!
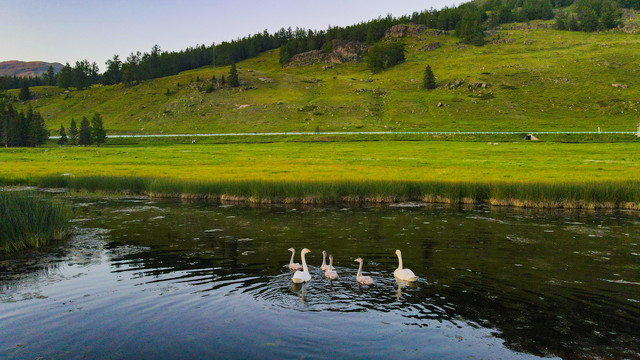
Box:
[49,131,637,139]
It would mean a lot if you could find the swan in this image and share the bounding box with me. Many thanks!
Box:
[324,255,339,280]
[292,248,311,283]
[287,248,303,271]
[354,257,374,285]
[320,250,334,271]
[394,249,418,282]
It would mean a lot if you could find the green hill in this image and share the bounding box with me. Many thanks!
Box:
[8,19,640,135]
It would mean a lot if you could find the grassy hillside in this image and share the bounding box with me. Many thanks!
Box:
[8,20,640,135]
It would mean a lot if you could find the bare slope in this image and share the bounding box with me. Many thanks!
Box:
[0,61,63,77]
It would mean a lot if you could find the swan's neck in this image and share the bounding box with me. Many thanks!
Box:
[357,261,363,277]
[289,251,295,265]
[322,252,327,267]
[329,257,333,269]
[396,252,403,270]
[301,251,309,273]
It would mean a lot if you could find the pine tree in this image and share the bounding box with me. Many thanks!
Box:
[46,65,56,86]
[0,100,8,148]
[229,63,240,87]
[19,82,32,101]
[91,112,107,146]
[221,75,226,85]
[17,110,30,146]
[69,118,78,145]
[59,125,68,145]
[78,117,93,146]
[423,65,436,89]
[57,63,73,89]
[30,111,48,146]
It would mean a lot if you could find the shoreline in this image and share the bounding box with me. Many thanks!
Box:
[2,175,639,211]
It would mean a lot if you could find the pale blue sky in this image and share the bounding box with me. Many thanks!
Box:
[0,0,460,68]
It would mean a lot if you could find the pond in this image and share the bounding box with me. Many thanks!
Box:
[1,197,639,359]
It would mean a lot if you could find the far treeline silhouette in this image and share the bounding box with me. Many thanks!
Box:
[0,0,632,91]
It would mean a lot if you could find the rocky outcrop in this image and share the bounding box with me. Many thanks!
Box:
[287,40,368,67]
[386,25,448,38]
[288,50,326,66]
[385,23,427,38]
[329,40,368,62]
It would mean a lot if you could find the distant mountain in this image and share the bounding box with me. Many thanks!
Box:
[0,61,63,78]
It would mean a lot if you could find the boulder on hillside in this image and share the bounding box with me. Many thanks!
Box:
[420,42,441,51]
[446,80,465,90]
[468,82,491,89]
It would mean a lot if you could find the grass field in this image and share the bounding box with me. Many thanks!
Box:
[1,140,639,208]
[1,141,639,183]
[6,20,640,135]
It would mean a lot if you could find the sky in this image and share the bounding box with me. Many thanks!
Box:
[0,0,460,68]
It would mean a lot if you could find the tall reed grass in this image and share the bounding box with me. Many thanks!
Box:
[0,191,71,253]
[5,174,639,210]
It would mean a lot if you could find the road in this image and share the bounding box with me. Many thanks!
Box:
[50,130,637,139]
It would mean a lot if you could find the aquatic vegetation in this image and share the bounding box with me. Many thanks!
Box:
[0,192,71,253]
[3,174,638,210]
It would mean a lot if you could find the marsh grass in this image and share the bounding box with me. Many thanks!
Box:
[15,175,640,209]
[0,192,72,253]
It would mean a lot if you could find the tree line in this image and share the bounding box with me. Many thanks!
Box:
[0,100,48,147]
[0,30,288,91]
[555,0,623,31]
[58,114,106,146]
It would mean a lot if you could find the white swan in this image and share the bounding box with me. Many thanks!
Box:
[324,255,339,280]
[287,247,303,271]
[354,257,374,285]
[394,249,418,282]
[292,248,311,283]
[320,250,334,271]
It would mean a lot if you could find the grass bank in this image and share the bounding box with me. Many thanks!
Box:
[4,175,640,210]
[0,192,71,253]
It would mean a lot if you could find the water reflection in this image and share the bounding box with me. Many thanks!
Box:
[1,198,639,359]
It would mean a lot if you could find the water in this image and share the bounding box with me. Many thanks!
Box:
[1,197,639,359]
